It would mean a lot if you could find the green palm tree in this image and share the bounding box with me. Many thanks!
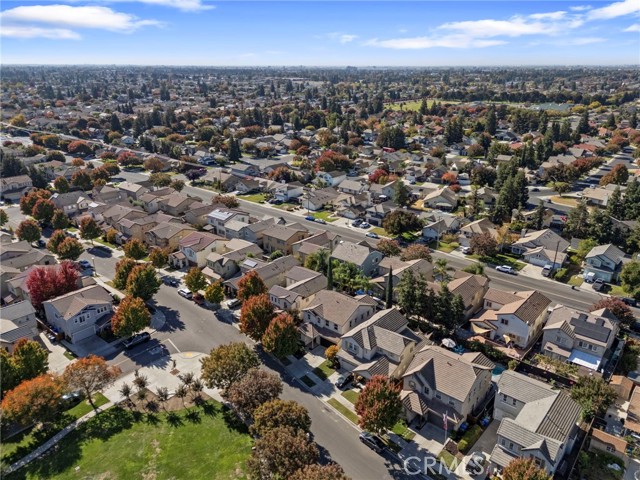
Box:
[434,258,451,284]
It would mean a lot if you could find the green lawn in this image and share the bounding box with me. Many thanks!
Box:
[437,449,458,470]
[2,394,110,467]
[341,389,360,404]
[391,420,416,441]
[273,202,300,211]
[6,402,252,480]
[327,398,358,424]
[300,375,316,387]
[609,285,627,296]
[238,193,267,203]
[386,99,457,111]
[63,350,76,360]
[312,360,335,381]
[312,211,337,222]
[92,238,117,249]
[434,241,459,253]
[370,227,388,237]
[568,275,584,287]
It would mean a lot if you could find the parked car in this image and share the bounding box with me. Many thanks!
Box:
[60,390,82,407]
[465,452,486,475]
[461,246,472,254]
[162,276,179,287]
[315,218,326,224]
[359,222,371,228]
[35,239,46,248]
[495,265,516,275]
[365,232,379,239]
[619,297,638,307]
[530,187,540,192]
[335,373,353,389]
[225,298,241,309]
[123,332,151,349]
[541,264,552,277]
[352,219,363,227]
[78,259,92,270]
[592,278,605,291]
[359,432,385,453]
[305,215,315,221]
[193,294,205,305]
[178,288,193,299]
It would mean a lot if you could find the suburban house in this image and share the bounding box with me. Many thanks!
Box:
[0,240,56,276]
[144,222,195,250]
[331,241,383,277]
[300,290,377,348]
[301,188,339,211]
[0,301,38,352]
[116,212,179,244]
[261,224,309,255]
[369,180,396,200]
[580,185,619,207]
[316,170,347,187]
[589,429,629,468]
[155,193,200,217]
[50,191,92,218]
[365,203,396,227]
[423,188,458,211]
[429,271,489,320]
[583,244,629,283]
[371,257,433,301]
[339,308,420,379]
[228,217,284,246]
[510,229,569,268]
[470,289,552,349]
[292,230,341,263]
[202,239,262,282]
[421,212,462,241]
[0,174,32,202]
[541,306,619,373]
[140,187,176,213]
[43,284,113,343]
[169,231,222,269]
[490,370,582,477]
[206,208,250,237]
[274,182,304,202]
[460,218,497,244]
[183,203,222,228]
[117,181,149,200]
[399,345,494,430]
[98,204,146,229]
[225,255,300,296]
[269,266,327,311]
[93,184,124,204]
[339,179,368,195]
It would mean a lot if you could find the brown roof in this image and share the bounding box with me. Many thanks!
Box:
[263,225,307,242]
[303,290,374,326]
[610,375,634,403]
[590,428,627,453]
[483,288,522,306]
[500,290,551,325]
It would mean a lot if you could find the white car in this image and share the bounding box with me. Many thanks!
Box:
[366,232,379,239]
[178,288,193,299]
[461,246,472,254]
[495,265,516,275]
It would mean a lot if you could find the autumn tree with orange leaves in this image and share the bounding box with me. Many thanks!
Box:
[63,355,121,412]
[1,374,65,427]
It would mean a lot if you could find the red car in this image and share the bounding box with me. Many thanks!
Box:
[193,294,205,305]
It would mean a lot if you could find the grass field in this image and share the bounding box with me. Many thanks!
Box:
[312,211,337,222]
[341,389,360,404]
[434,241,459,253]
[391,420,416,441]
[6,402,252,480]
[2,394,110,467]
[370,227,388,237]
[312,360,335,381]
[327,398,358,424]
[385,99,458,111]
[92,238,118,249]
[468,253,526,271]
[238,193,267,203]
[550,196,579,207]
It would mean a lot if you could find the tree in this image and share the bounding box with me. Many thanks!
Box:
[434,258,452,283]
[0,208,7,227]
[570,376,616,420]
[16,219,41,244]
[112,296,151,338]
[26,261,79,308]
[64,355,121,412]
[606,186,625,220]
[325,345,339,367]
[149,248,168,268]
[200,342,260,392]
[46,229,66,254]
[590,298,635,326]
[563,201,590,239]
[237,270,268,301]
[393,181,411,207]
[502,458,551,480]
[400,244,432,261]
[56,237,83,261]
[51,209,69,230]
[184,267,208,294]
[170,179,185,192]
[53,176,70,193]
[326,256,334,290]
[470,231,498,257]
[621,261,640,299]
[382,210,422,236]
[262,313,300,358]
[113,257,138,290]
[575,238,598,261]
[355,375,402,435]
[246,427,319,480]
[289,464,350,480]
[377,239,401,257]
[31,199,55,224]
[149,172,172,188]
[79,216,101,245]
[240,293,275,341]
[224,367,282,419]
[600,164,629,186]
[333,261,370,294]
[123,238,147,260]
[71,170,93,191]
[1,374,64,427]
[214,195,239,208]
[126,264,161,301]
[104,228,118,245]
[20,189,51,216]
[204,281,224,305]
[251,399,312,437]
[143,157,165,173]
[12,339,49,382]
[549,181,571,197]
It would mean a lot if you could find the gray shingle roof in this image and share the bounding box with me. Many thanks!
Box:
[0,301,36,322]
[498,370,556,404]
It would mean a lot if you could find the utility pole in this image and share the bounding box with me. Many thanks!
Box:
[551,240,560,279]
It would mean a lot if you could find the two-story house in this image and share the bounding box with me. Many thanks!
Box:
[274,182,305,202]
[261,224,309,255]
[541,306,619,372]
[117,181,150,200]
[144,222,195,251]
[371,258,433,301]
[429,271,489,320]
[50,192,91,218]
[490,370,582,477]
[116,212,180,244]
[206,208,250,237]
[331,241,383,277]
[365,202,396,227]
[301,188,340,211]
[511,229,569,268]
[459,218,497,246]
[470,289,551,349]
[0,301,38,352]
[169,231,222,269]
[291,230,341,263]
[43,284,113,343]
[339,179,368,195]
[201,238,264,283]
[339,308,420,379]
[316,170,347,187]
[269,266,327,311]
[97,204,146,229]
[156,193,199,217]
[583,244,629,283]
[400,345,494,430]
[423,188,458,211]
[300,290,377,347]
[0,175,33,202]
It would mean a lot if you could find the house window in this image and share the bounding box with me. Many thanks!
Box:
[606,445,615,453]
[500,318,509,325]
[486,301,492,308]
[448,400,455,406]
[502,394,508,402]
[556,336,564,345]
[333,324,338,331]
[501,439,506,446]
[325,320,330,327]
[508,442,514,450]
[423,386,430,395]
[512,398,517,406]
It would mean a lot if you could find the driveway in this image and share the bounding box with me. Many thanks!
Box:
[625,458,640,480]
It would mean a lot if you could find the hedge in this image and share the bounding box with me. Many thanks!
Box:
[458,425,483,454]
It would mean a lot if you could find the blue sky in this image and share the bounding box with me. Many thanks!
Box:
[1,1,639,65]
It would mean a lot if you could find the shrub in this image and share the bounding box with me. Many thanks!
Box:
[458,425,483,454]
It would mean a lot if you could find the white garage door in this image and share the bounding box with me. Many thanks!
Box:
[72,325,96,343]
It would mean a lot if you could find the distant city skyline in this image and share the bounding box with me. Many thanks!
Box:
[1,0,639,66]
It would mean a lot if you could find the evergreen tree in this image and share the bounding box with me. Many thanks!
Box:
[624,180,640,221]
[532,201,546,230]
[385,267,393,309]
[326,258,333,291]
[564,201,590,239]
[606,186,625,220]
[485,105,497,135]
[577,109,590,134]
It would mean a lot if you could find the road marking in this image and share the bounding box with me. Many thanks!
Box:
[167,338,181,353]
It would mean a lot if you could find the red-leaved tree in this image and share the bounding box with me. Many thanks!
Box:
[354,375,402,435]
[239,293,275,341]
[26,261,79,308]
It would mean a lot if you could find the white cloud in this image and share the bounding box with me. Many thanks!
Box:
[624,23,640,31]
[570,5,592,12]
[529,11,567,20]
[1,5,162,33]
[339,34,357,44]
[111,0,213,12]
[564,37,606,45]
[0,25,80,39]
[364,35,506,49]
[587,0,640,20]
[438,15,583,38]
